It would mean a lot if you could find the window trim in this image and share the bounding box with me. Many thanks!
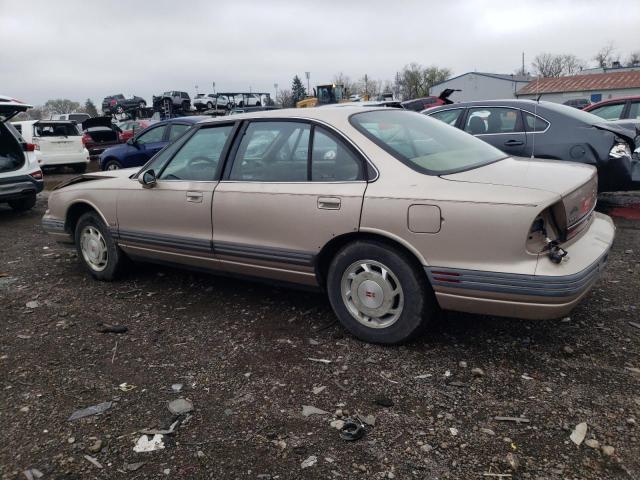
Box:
[427,107,465,127]
[221,117,373,184]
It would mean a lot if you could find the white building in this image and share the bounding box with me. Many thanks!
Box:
[516,70,640,104]
[429,72,531,102]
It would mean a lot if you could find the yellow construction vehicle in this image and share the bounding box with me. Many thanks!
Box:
[296,84,347,108]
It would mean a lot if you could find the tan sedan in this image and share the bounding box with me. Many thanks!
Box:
[43,107,615,344]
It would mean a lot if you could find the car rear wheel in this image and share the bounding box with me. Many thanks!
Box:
[115,106,124,114]
[327,240,436,344]
[104,159,122,171]
[74,211,127,281]
[72,164,87,173]
[207,102,213,109]
[138,101,146,109]
[8,194,36,212]
[181,101,189,111]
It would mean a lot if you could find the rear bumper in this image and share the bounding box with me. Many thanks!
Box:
[39,150,90,166]
[427,212,615,320]
[0,174,44,202]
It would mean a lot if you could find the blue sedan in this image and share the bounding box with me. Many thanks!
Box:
[99,116,208,170]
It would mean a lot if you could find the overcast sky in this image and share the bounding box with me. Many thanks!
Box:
[1,0,639,107]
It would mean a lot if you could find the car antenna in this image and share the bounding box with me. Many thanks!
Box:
[531,76,540,160]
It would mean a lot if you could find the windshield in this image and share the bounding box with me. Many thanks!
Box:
[350,110,506,175]
[538,101,606,125]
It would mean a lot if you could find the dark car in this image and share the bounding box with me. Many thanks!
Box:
[98,116,207,170]
[102,94,147,115]
[563,98,591,109]
[401,89,459,112]
[583,96,640,121]
[425,99,639,191]
[81,117,122,160]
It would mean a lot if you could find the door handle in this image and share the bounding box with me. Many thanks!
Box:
[504,139,524,146]
[186,191,203,203]
[318,197,341,210]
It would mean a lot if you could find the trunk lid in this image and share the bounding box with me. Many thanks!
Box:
[82,116,114,130]
[0,96,33,122]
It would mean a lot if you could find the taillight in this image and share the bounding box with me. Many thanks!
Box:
[110,99,117,106]
[25,143,39,151]
[30,170,43,180]
[82,133,91,145]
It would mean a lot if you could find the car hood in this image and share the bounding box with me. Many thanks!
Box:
[441,157,596,197]
[82,116,113,130]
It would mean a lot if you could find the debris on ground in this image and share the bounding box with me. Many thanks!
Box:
[118,382,136,392]
[125,462,145,471]
[307,358,332,364]
[133,434,166,452]
[25,301,39,309]
[570,422,588,446]
[167,398,193,415]
[97,323,128,334]
[339,417,367,441]
[67,401,112,421]
[87,439,103,453]
[83,454,103,469]
[312,385,326,394]
[302,405,329,417]
[601,445,616,456]
[494,416,530,424]
[22,469,43,480]
[171,383,183,393]
[301,455,318,468]
[373,395,394,407]
[140,420,180,435]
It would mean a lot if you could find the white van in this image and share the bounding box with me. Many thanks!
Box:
[51,113,91,124]
[12,120,90,172]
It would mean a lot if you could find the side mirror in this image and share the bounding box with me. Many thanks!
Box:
[139,169,157,188]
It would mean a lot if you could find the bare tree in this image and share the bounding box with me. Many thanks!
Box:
[560,54,585,75]
[44,98,80,115]
[593,42,618,68]
[532,53,585,77]
[332,72,356,95]
[398,63,450,99]
[277,89,294,108]
[626,51,640,67]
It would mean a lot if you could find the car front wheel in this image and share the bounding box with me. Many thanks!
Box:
[74,212,127,281]
[327,240,436,344]
[104,159,122,171]
[8,194,36,212]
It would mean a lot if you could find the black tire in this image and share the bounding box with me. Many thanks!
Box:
[74,211,127,281]
[8,194,36,212]
[206,102,213,109]
[139,101,146,109]
[255,101,261,107]
[326,240,437,344]
[103,159,122,171]
[72,164,87,173]
[182,101,189,111]
[115,105,124,114]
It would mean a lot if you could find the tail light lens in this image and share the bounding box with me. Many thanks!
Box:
[24,143,39,151]
[30,170,43,180]
[110,99,117,106]
[82,133,92,145]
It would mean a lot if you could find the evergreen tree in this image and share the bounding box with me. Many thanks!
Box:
[84,98,98,117]
[291,75,307,104]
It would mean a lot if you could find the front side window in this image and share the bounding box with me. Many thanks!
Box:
[168,123,191,142]
[464,107,522,135]
[136,125,166,145]
[230,122,310,181]
[159,126,232,181]
[351,110,506,175]
[587,103,625,121]
[628,101,639,120]
[429,109,463,126]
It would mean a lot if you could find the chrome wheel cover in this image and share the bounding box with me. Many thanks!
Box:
[80,226,108,272]
[340,259,404,329]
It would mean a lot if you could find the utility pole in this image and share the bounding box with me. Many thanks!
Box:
[305,72,310,93]
[274,83,278,105]
[522,52,525,76]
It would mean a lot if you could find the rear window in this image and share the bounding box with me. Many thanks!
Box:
[68,113,90,123]
[350,110,506,175]
[0,123,25,173]
[34,122,79,137]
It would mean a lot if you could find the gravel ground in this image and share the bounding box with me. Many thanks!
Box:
[1,177,640,480]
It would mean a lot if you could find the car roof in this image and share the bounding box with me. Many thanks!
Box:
[196,106,391,126]
[0,94,33,109]
[159,115,210,125]
[585,96,640,108]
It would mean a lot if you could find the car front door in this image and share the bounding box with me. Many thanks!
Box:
[212,120,368,286]
[115,123,236,268]
[463,107,527,156]
[127,123,168,166]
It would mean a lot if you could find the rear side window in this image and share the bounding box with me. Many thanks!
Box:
[0,123,25,173]
[312,127,362,181]
[629,101,640,120]
[523,112,550,132]
[589,103,625,120]
[429,109,463,126]
[168,123,191,142]
[464,107,522,134]
[350,110,505,175]
[34,123,79,136]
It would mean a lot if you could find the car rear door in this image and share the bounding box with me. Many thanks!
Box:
[462,106,526,156]
[115,123,236,269]
[211,119,368,286]
[131,123,169,162]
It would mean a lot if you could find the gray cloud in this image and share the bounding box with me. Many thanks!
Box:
[1,0,638,106]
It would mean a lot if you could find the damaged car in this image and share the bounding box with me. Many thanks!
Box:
[43,108,614,344]
[401,89,459,112]
[81,116,122,160]
[425,99,640,191]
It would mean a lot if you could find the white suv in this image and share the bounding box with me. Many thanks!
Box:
[0,95,44,211]
[12,119,90,172]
